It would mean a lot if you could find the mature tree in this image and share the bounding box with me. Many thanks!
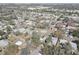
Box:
[0,30,5,36]
[72,30,79,38]
[41,44,54,55]
[8,33,16,42]
[31,31,40,46]
[4,44,19,55]
[54,30,63,39]
[6,26,12,34]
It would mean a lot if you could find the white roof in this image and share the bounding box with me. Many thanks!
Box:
[18,28,26,33]
[69,35,73,39]
[15,40,23,46]
[0,40,9,47]
[52,37,58,46]
[13,28,26,33]
[67,26,76,30]
[60,39,68,44]
[70,42,77,50]
[40,36,48,42]
[40,38,43,41]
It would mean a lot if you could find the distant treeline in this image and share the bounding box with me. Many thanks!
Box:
[0,3,79,10]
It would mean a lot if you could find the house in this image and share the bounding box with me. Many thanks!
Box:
[55,21,65,28]
[67,26,77,30]
[15,40,23,46]
[60,39,68,44]
[69,42,77,53]
[51,37,58,46]
[0,40,9,47]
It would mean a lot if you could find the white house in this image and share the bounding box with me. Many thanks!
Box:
[15,40,23,46]
[51,37,58,46]
[60,39,68,44]
[0,40,9,47]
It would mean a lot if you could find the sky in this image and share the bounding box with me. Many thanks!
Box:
[0,0,79,3]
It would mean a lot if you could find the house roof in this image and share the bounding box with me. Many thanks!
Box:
[0,40,9,47]
[15,40,23,46]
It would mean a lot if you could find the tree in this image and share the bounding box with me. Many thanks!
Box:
[9,20,15,25]
[0,30,5,36]
[72,30,79,38]
[45,35,52,44]
[6,26,12,34]
[41,44,54,55]
[63,17,69,22]
[31,32,40,46]
[4,44,19,55]
[0,35,2,40]
[54,30,63,39]
[8,33,16,42]
[0,30,6,40]
[41,41,73,55]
